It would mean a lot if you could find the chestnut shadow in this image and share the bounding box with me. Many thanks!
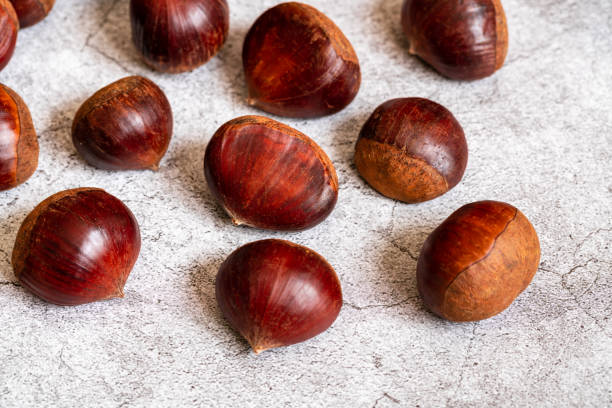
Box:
[186,256,251,355]
[81,0,146,73]
[0,202,32,285]
[42,96,89,167]
[327,110,371,172]
[373,220,435,316]
[162,138,230,226]
[213,22,251,112]
[370,0,442,83]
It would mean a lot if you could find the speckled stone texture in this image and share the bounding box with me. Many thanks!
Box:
[0,0,610,406]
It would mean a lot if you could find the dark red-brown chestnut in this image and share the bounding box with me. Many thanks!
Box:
[130,0,229,73]
[0,0,18,72]
[72,76,173,171]
[0,83,38,191]
[243,2,361,118]
[12,188,141,306]
[354,98,467,203]
[417,201,540,321]
[216,239,343,354]
[401,0,508,80]
[204,115,338,231]
[9,0,54,28]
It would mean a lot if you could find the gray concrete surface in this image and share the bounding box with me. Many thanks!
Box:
[1,0,611,406]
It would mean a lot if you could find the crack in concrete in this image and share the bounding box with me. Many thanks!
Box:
[82,0,122,51]
[343,296,416,311]
[390,240,418,261]
[372,392,400,407]
[87,44,131,74]
[446,323,479,406]
[573,227,612,257]
[560,258,610,337]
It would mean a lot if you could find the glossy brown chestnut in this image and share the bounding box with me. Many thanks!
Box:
[72,76,173,171]
[130,0,229,73]
[0,0,18,72]
[401,0,508,80]
[216,239,342,354]
[12,188,141,306]
[9,0,54,28]
[204,115,338,231]
[354,98,467,203]
[0,83,38,191]
[417,201,540,321]
[243,2,361,118]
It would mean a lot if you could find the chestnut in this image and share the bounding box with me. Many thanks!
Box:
[0,83,38,191]
[0,0,18,72]
[130,0,229,73]
[243,2,361,118]
[72,76,173,171]
[204,115,338,231]
[216,239,342,354]
[417,201,540,321]
[9,0,54,28]
[12,188,141,306]
[401,0,508,80]
[354,98,467,203]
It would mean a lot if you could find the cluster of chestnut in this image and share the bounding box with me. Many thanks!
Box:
[1,0,541,354]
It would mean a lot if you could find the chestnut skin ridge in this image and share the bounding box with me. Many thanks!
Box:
[204,115,338,231]
[72,76,173,171]
[9,0,54,28]
[0,83,38,191]
[216,239,342,354]
[243,2,361,118]
[0,0,18,72]
[12,188,141,306]
[401,0,508,80]
[355,98,467,203]
[130,0,229,73]
[417,201,540,321]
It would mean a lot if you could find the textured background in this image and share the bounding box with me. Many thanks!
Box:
[1,0,611,406]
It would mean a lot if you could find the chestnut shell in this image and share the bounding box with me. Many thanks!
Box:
[12,188,141,306]
[401,0,508,80]
[243,2,361,118]
[216,239,343,354]
[417,201,540,321]
[9,0,54,28]
[0,83,38,191]
[130,0,229,73]
[72,76,173,171]
[204,115,338,231]
[0,0,18,72]
[355,98,467,203]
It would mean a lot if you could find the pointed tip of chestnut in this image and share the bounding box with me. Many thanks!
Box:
[130,0,229,73]
[204,115,338,231]
[417,201,540,321]
[401,0,508,80]
[243,2,361,118]
[0,83,39,191]
[12,188,141,306]
[9,0,55,28]
[355,98,467,203]
[72,76,173,171]
[0,0,19,72]
[216,239,343,353]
